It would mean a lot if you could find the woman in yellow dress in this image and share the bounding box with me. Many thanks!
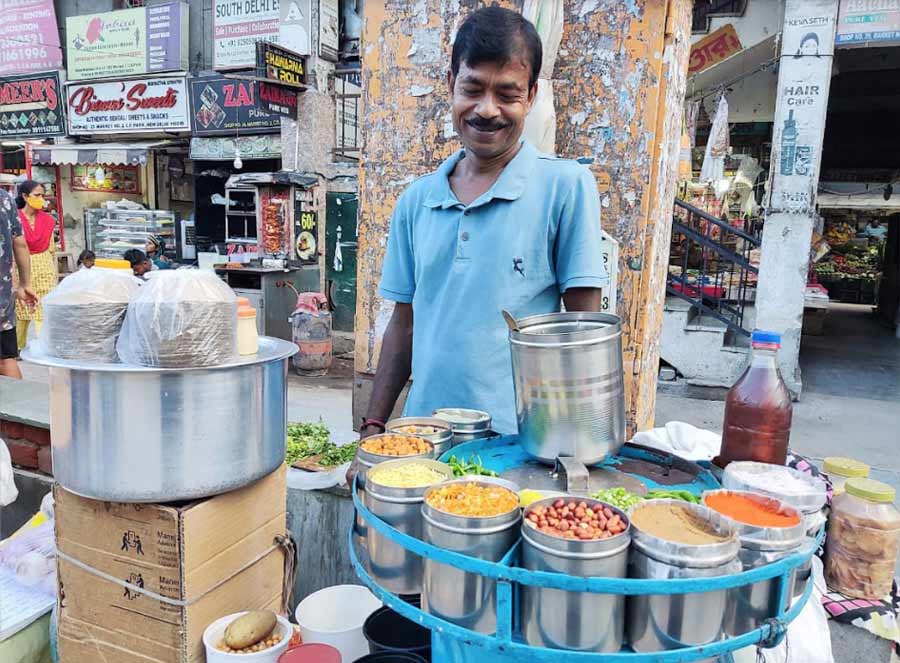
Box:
[15,181,57,349]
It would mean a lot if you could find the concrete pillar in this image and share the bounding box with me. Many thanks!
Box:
[756,0,839,395]
[354,0,694,435]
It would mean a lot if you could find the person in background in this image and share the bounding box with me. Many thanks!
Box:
[0,188,38,379]
[124,249,153,280]
[863,219,888,240]
[145,235,172,270]
[77,250,96,269]
[14,181,58,350]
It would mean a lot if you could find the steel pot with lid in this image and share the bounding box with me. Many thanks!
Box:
[432,408,493,447]
[386,417,453,457]
[508,312,626,465]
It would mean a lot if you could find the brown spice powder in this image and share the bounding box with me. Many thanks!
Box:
[632,502,729,545]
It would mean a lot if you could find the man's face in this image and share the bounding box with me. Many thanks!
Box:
[449,58,536,161]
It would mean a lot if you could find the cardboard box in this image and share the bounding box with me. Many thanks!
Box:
[56,466,287,663]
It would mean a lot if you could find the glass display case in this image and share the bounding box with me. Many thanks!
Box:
[85,208,178,259]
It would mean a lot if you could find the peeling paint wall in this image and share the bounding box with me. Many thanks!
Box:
[355,0,693,434]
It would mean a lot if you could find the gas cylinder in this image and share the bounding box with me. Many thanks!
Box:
[291,292,333,376]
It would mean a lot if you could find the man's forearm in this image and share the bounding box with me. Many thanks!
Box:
[365,307,413,422]
[13,236,31,287]
[563,286,603,312]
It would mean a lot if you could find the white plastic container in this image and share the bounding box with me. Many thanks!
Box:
[294,585,382,662]
[202,612,292,663]
[238,306,259,355]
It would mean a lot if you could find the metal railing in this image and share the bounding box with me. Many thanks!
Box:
[668,199,760,337]
[333,68,361,162]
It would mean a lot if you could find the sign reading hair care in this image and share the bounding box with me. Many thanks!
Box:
[213,0,281,70]
[0,71,65,138]
[836,1,900,46]
[65,2,189,81]
[0,0,63,76]
[67,76,190,135]
[189,74,280,136]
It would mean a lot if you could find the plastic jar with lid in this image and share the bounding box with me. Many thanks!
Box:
[824,457,870,496]
[824,478,900,599]
[237,306,259,355]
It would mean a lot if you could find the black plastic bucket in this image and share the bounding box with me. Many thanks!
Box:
[354,654,426,663]
[362,598,430,662]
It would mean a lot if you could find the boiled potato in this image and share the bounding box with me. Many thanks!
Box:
[224,610,277,649]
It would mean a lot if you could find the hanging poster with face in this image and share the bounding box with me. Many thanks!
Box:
[0,71,66,138]
[67,76,190,135]
[213,0,281,70]
[279,0,312,56]
[0,0,63,76]
[189,74,280,136]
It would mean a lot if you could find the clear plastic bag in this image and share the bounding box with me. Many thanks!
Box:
[0,437,18,506]
[0,519,56,596]
[30,267,140,362]
[117,269,238,367]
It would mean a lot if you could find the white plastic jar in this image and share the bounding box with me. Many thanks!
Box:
[237,306,259,355]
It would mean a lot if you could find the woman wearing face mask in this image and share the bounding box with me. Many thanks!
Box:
[14,180,58,349]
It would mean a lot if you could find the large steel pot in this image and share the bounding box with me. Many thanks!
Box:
[421,477,521,634]
[509,312,625,465]
[627,501,741,653]
[520,496,631,652]
[22,337,296,502]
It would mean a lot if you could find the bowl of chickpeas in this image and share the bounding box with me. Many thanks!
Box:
[203,612,293,662]
[357,434,435,479]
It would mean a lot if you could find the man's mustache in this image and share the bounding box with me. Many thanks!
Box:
[465,117,510,131]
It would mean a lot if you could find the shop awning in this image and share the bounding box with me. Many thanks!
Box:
[817,191,900,211]
[190,135,282,161]
[31,140,180,166]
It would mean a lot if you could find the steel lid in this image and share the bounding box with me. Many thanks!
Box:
[432,408,492,433]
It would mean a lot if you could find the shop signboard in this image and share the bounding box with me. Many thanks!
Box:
[214,0,280,70]
[279,0,312,55]
[66,76,190,135]
[836,1,900,45]
[0,0,63,76]
[258,42,308,87]
[259,82,299,119]
[65,2,189,81]
[189,74,280,136]
[190,135,282,160]
[318,0,340,61]
[0,71,66,139]
[688,24,742,76]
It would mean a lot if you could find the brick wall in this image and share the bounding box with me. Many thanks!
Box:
[1,419,52,475]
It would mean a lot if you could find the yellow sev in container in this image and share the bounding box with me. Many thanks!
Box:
[425,482,519,517]
[368,462,449,488]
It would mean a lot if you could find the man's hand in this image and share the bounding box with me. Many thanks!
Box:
[16,285,38,309]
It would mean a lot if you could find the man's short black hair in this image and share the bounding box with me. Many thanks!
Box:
[451,6,543,89]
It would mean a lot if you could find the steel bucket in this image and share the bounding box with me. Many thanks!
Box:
[22,337,296,502]
[627,501,741,653]
[421,477,521,634]
[364,459,453,595]
[509,312,625,465]
[520,496,631,652]
[702,490,807,636]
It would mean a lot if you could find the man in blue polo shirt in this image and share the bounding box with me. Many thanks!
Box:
[357,6,608,443]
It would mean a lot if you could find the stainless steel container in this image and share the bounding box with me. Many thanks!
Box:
[386,417,454,457]
[627,501,741,653]
[22,337,296,502]
[421,477,521,634]
[521,497,631,652]
[702,491,807,636]
[509,312,626,465]
[432,408,493,447]
[364,459,453,595]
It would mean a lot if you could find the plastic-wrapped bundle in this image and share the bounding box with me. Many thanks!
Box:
[117,270,238,367]
[36,267,140,362]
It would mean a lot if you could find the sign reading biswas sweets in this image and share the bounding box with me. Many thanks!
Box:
[66,76,190,135]
[0,71,66,138]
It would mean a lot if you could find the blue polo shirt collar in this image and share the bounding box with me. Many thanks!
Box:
[423,140,538,210]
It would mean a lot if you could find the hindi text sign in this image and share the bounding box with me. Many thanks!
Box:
[688,24,743,76]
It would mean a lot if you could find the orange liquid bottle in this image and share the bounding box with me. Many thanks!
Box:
[717,330,793,467]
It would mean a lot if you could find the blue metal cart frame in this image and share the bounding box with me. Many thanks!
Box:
[351,485,820,662]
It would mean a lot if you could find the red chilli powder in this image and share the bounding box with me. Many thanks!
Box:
[705,492,800,528]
